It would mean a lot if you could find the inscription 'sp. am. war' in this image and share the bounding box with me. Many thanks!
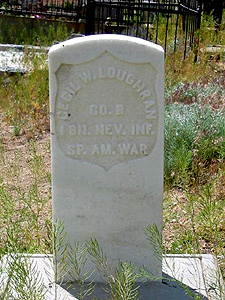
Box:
[55,51,158,169]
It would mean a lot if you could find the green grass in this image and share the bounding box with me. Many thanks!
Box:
[0,53,49,138]
[0,17,74,46]
[0,141,52,254]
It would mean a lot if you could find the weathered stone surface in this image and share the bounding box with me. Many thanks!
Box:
[49,35,164,280]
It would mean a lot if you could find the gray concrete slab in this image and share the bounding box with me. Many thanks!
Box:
[1,254,224,299]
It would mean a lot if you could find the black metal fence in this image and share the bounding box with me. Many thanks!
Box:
[0,0,85,19]
[85,0,202,58]
[202,0,224,24]
[0,0,202,58]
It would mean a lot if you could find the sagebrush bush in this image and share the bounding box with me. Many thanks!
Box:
[165,78,225,106]
[164,103,225,186]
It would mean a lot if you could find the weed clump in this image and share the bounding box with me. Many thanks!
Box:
[164,103,225,186]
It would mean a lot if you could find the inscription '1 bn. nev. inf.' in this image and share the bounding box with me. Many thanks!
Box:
[55,51,158,169]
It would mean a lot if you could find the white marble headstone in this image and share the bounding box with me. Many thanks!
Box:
[49,34,164,280]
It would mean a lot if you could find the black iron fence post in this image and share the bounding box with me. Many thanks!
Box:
[202,0,224,25]
[194,1,202,62]
[214,0,224,26]
[85,0,96,35]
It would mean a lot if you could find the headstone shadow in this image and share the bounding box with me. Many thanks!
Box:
[61,272,208,300]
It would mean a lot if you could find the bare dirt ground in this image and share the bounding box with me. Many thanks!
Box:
[0,111,52,245]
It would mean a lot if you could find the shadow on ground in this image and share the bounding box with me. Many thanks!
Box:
[61,273,208,300]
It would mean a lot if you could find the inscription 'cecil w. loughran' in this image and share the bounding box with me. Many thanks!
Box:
[55,51,158,169]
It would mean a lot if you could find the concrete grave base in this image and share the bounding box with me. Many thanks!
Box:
[1,254,224,300]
